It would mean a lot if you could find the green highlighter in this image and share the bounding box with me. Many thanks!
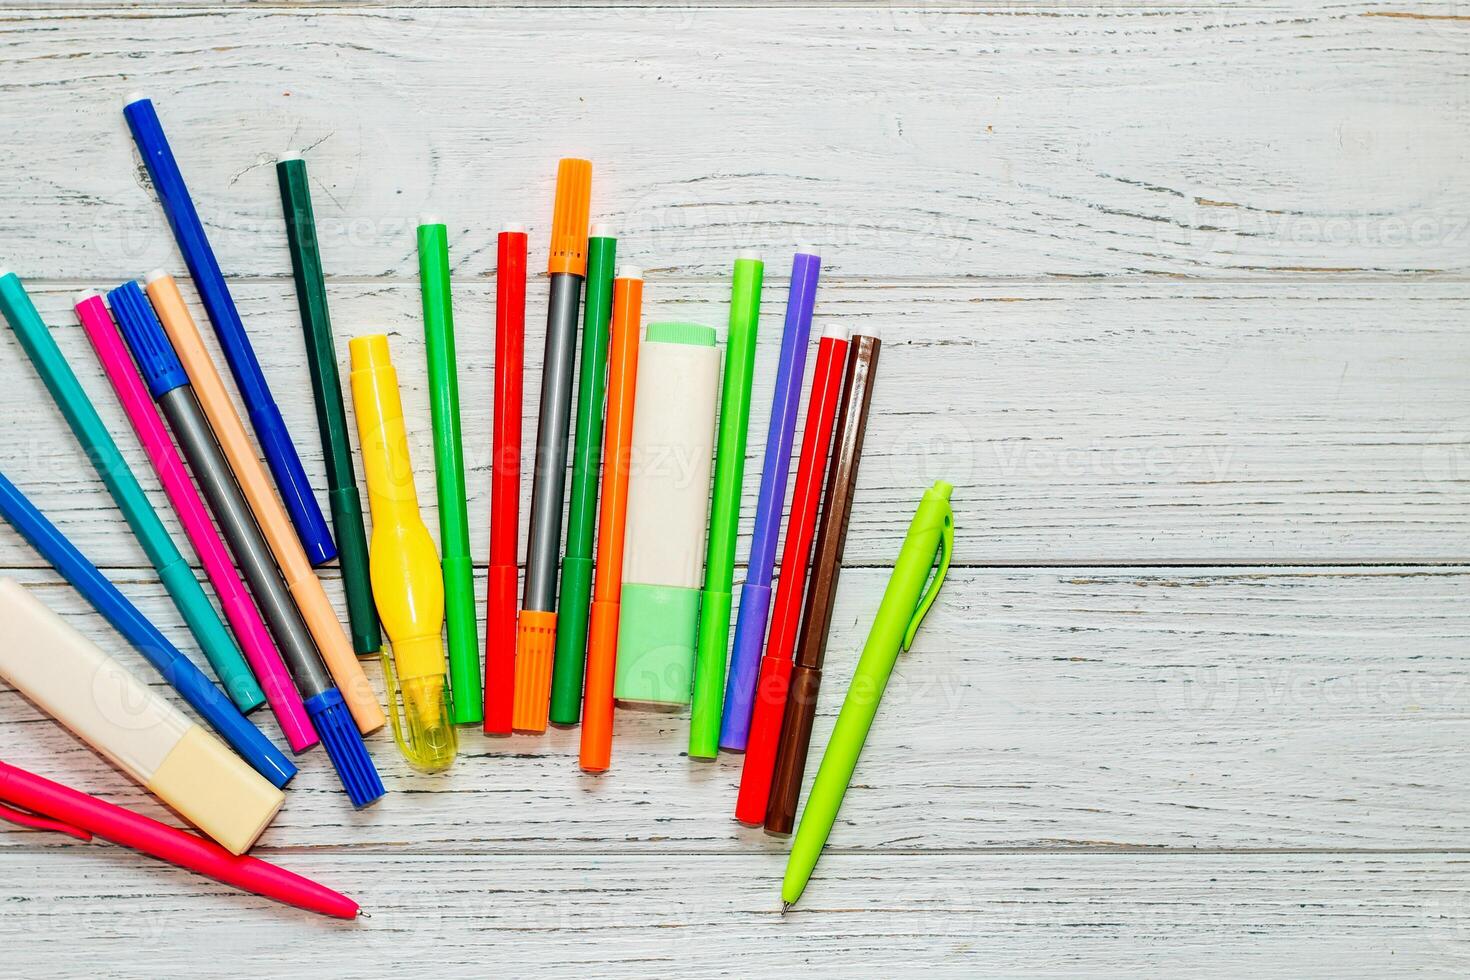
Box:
[418,218,482,725]
[782,480,954,909]
[549,229,616,726]
[689,252,763,758]
[276,153,381,657]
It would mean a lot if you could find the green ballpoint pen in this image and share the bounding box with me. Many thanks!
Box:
[781,480,954,910]
[418,216,481,725]
[689,252,763,758]
[276,152,381,658]
[0,270,264,712]
[549,228,616,726]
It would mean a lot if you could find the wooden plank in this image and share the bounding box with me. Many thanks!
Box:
[1,851,1468,976]
[1,565,1465,852]
[0,7,1466,278]
[0,279,1465,567]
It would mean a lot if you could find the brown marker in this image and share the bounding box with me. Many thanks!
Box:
[764,332,881,835]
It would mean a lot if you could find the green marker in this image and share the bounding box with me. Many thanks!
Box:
[782,481,954,909]
[276,153,381,657]
[418,217,482,725]
[0,270,263,712]
[689,252,763,758]
[549,228,616,726]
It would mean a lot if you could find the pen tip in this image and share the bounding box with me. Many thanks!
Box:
[781,901,792,914]
[356,908,371,920]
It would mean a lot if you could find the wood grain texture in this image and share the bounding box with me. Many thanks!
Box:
[1,565,1466,852]
[1,280,1466,568]
[0,6,1466,279]
[2,1,1467,973]
[3,852,1470,977]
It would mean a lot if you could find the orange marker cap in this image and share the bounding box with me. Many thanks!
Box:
[547,158,593,277]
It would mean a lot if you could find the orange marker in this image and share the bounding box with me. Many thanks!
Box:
[145,271,385,735]
[579,269,642,772]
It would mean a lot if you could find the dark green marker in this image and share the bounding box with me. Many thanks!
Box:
[549,230,616,725]
[276,152,381,657]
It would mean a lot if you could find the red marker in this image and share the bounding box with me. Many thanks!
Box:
[484,225,528,734]
[735,325,850,824]
[0,760,358,919]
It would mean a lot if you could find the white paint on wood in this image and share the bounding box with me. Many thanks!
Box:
[0,7,1465,279]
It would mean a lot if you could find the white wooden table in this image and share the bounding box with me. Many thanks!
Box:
[2,2,1468,975]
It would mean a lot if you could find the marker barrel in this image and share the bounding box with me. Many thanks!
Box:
[0,272,261,713]
[418,220,481,726]
[122,96,336,566]
[551,233,617,726]
[579,272,642,772]
[690,255,763,758]
[276,156,380,655]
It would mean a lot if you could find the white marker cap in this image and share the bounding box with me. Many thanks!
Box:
[123,92,147,108]
[737,249,761,262]
[795,246,820,258]
[856,325,883,341]
[276,150,302,163]
[419,213,444,227]
[145,268,170,285]
[590,222,613,238]
[73,290,102,307]
[820,324,849,341]
[502,222,526,234]
[618,265,643,281]
[0,268,11,279]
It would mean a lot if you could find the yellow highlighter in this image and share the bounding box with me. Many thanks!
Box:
[348,334,457,772]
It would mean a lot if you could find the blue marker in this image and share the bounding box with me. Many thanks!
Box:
[0,471,296,789]
[122,94,336,566]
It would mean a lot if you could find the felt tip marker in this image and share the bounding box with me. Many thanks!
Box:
[513,158,592,733]
[0,762,359,919]
[74,290,315,754]
[418,216,482,726]
[690,252,763,759]
[735,325,850,824]
[0,270,262,713]
[579,267,643,773]
[144,271,386,737]
[276,152,381,656]
[720,251,821,752]
[0,472,296,789]
[550,226,617,726]
[122,94,336,566]
[484,224,528,735]
[110,281,382,808]
[765,332,881,834]
[350,334,458,772]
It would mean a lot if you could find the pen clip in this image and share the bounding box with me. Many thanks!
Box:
[0,801,93,842]
[902,503,954,651]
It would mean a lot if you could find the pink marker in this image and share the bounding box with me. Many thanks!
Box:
[72,291,317,753]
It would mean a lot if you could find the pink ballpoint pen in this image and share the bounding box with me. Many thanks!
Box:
[73,292,317,753]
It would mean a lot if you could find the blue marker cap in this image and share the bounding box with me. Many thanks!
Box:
[304,689,385,808]
[106,281,189,398]
[0,470,296,788]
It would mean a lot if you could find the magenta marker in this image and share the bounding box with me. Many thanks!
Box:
[719,251,822,751]
[72,292,317,754]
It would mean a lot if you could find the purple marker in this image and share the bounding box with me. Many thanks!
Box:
[719,251,822,751]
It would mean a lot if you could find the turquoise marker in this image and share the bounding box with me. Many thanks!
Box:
[0,270,263,712]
